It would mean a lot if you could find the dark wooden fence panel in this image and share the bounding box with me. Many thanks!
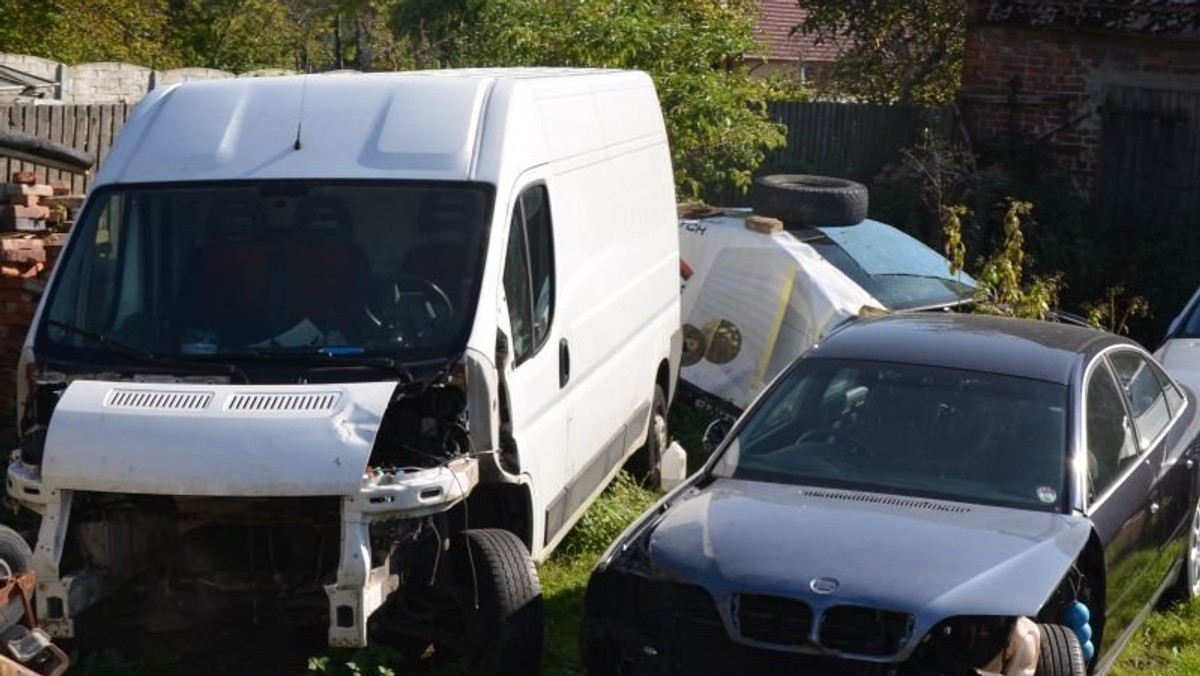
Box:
[0,103,131,192]
[1098,86,1200,227]
[706,101,954,204]
[763,101,955,182]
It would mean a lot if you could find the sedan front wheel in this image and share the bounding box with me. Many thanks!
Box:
[1037,624,1087,676]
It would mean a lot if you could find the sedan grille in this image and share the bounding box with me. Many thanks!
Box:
[818,605,913,656]
[736,594,812,646]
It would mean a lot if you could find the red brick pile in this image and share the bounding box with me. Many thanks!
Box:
[1,170,84,234]
[0,172,78,437]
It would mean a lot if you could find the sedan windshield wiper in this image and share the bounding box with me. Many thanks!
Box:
[45,319,249,383]
[188,347,413,383]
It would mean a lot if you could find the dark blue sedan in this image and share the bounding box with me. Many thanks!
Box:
[583,313,1200,675]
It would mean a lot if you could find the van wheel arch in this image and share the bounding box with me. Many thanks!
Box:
[460,483,534,553]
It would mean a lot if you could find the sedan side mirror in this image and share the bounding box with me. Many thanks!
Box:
[703,419,732,455]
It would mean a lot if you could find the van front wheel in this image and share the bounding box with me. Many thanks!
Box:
[458,529,543,676]
[626,385,667,489]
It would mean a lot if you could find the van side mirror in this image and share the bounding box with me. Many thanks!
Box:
[702,419,732,455]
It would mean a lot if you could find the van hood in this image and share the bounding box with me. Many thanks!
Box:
[41,380,397,496]
[643,479,1091,635]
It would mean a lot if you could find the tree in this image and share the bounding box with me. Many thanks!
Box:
[418,0,795,197]
[170,0,305,72]
[795,0,964,106]
[0,0,182,67]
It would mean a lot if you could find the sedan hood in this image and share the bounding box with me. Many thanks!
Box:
[646,479,1091,636]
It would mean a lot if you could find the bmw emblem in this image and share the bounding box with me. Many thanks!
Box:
[810,577,839,595]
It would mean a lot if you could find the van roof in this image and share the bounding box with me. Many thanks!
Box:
[95,68,658,187]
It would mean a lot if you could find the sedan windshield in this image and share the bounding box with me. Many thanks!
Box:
[712,357,1069,512]
[39,181,492,364]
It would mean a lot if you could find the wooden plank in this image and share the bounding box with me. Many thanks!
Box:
[48,106,64,186]
[73,105,88,193]
[97,104,114,169]
[0,106,9,186]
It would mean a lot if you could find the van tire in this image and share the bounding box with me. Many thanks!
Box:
[626,385,667,489]
[0,526,33,631]
[460,529,543,676]
[750,174,868,226]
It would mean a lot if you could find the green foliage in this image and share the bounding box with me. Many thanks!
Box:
[796,0,964,105]
[430,0,795,197]
[1083,286,1151,337]
[0,0,181,67]
[943,199,1064,320]
[556,470,658,559]
[170,0,305,72]
[307,645,401,675]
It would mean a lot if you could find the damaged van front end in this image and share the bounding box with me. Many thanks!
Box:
[7,368,491,647]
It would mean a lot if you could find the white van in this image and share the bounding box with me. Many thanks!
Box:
[6,69,681,673]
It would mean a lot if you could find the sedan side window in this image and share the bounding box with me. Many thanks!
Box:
[1108,351,1172,447]
[1086,363,1139,500]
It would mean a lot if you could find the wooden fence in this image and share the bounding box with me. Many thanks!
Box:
[762,101,955,182]
[3,101,951,197]
[0,103,131,194]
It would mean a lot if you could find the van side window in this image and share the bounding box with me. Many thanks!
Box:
[502,185,555,365]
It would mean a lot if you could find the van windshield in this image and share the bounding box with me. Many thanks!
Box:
[39,181,493,365]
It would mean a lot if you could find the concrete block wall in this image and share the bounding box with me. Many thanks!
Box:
[0,53,297,104]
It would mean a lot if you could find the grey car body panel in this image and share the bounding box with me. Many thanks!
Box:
[813,313,1129,385]
[644,478,1092,661]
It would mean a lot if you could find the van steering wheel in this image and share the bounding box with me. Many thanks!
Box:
[364,274,454,347]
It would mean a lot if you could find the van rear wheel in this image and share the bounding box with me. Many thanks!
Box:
[626,385,667,489]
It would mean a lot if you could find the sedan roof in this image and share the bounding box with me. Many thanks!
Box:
[813,313,1130,385]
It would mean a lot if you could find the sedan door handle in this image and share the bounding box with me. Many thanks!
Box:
[1150,502,1161,515]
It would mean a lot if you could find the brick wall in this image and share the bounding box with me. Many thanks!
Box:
[960,2,1200,198]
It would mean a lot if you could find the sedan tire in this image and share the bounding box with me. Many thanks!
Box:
[1037,623,1087,676]
[1178,499,1200,600]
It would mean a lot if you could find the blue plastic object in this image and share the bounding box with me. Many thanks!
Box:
[1064,601,1090,628]
[1075,623,1092,643]
[1081,640,1095,662]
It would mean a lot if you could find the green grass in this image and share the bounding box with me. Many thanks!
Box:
[1112,599,1200,675]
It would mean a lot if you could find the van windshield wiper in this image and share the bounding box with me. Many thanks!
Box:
[44,319,250,383]
[188,347,413,383]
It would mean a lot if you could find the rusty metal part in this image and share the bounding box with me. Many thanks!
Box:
[0,572,37,631]
[0,631,67,676]
[0,572,70,676]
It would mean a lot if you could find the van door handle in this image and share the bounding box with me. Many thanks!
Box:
[559,338,570,388]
